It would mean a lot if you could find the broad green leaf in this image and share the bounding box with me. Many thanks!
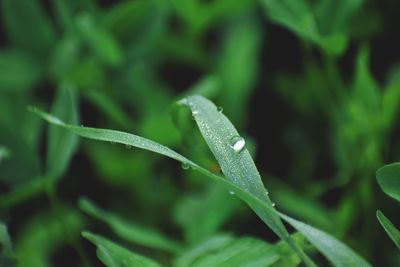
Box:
[376,163,400,202]
[259,0,347,55]
[278,213,372,267]
[0,50,41,92]
[79,198,182,253]
[46,83,79,180]
[1,0,56,58]
[33,100,371,267]
[376,210,400,250]
[82,232,162,267]
[179,236,279,267]
[76,13,123,66]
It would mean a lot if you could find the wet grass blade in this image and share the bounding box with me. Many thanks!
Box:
[32,104,371,267]
[177,95,313,265]
[376,210,400,250]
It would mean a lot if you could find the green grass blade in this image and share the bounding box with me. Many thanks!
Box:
[46,83,79,180]
[177,95,312,264]
[376,210,400,250]
[183,236,279,267]
[376,163,400,202]
[33,106,371,267]
[79,198,182,253]
[82,232,162,267]
[278,213,372,267]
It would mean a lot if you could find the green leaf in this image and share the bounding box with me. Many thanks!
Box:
[33,98,371,267]
[376,163,400,202]
[46,83,79,180]
[79,198,182,253]
[1,0,56,58]
[278,213,372,267]
[177,96,297,247]
[177,235,279,267]
[82,232,162,267]
[259,0,347,55]
[376,210,400,250]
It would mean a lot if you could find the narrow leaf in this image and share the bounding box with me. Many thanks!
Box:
[79,198,182,253]
[376,210,400,249]
[33,104,370,267]
[82,232,162,267]
[177,96,309,262]
[278,213,372,267]
[46,83,79,180]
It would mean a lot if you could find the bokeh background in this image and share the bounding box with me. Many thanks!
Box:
[0,0,400,266]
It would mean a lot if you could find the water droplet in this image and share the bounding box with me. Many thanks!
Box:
[192,110,199,116]
[181,162,190,170]
[271,202,276,207]
[230,136,246,153]
[229,190,235,195]
[217,106,223,112]
[266,191,269,196]
[125,145,132,149]
[110,141,116,145]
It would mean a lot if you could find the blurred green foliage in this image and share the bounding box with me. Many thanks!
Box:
[0,0,399,266]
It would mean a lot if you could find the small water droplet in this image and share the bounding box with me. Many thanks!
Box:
[266,191,269,196]
[217,106,223,112]
[181,162,190,170]
[125,145,132,149]
[230,136,246,153]
[110,141,116,145]
[271,202,276,207]
[229,190,235,195]
[192,110,199,115]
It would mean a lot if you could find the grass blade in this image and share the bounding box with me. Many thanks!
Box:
[177,95,313,265]
[46,83,79,180]
[79,198,182,253]
[278,213,372,267]
[82,232,162,267]
[33,104,371,267]
[376,210,400,250]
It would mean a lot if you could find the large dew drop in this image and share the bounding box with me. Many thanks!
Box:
[230,136,246,153]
